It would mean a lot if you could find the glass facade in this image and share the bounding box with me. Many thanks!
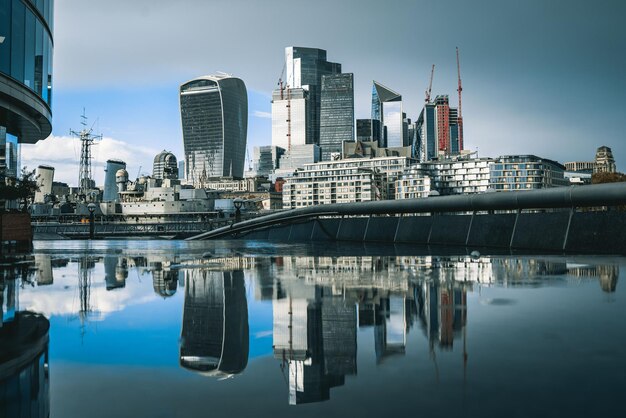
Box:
[180,75,248,186]
[319,73,354,161]
[0,0,53,106]
[284,47,341,146]
[371,81,402,148]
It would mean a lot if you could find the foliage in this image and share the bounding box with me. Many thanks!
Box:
[591,172,626,184]
[0,167,40,212]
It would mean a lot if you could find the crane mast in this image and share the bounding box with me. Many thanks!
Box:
[425,64,435,103]
[456,47,464,151]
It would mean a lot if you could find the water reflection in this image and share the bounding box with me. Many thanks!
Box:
[0,247,623,413]
[1,276,49,418]
[180,270,249,378]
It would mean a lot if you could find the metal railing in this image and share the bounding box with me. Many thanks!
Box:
[187,182,626,240]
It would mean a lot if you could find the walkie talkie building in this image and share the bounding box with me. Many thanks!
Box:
[180,74,247,185]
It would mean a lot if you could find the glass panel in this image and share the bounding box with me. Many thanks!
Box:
[34,18,43,95]
[24,9,35,89]
[0,0,10,74]
[46,36,52,106]
[10,0,25,83]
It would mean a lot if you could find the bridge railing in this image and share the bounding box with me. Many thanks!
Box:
[187,182,626,240]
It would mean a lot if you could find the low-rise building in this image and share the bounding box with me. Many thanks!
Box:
[489,155,568,190]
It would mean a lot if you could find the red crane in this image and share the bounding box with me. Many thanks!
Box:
[456,47,464,151]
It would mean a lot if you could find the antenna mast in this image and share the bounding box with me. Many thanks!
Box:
[70,109,102,198]
[456,47,464,151]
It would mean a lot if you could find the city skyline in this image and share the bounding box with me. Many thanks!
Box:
[17,0,626,186]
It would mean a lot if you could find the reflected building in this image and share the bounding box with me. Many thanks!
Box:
[0,311,50,418]
[104,255,126,291]
[180,270,249,377]
[273,290,356,405]
[417,282,467,350]
[34,254,53,286]
[151,261,178,298]
[180,74,248,185]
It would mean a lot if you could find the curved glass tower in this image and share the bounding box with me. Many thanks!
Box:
[180,74,247,185]
[0,0,54,144]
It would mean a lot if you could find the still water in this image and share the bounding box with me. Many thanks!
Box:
[1,240,625,418]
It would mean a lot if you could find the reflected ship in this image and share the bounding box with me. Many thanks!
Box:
[180,270,249,378]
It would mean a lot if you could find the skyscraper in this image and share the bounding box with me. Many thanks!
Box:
[356,119,382,146]
[272,87,309,150]
[371,81,403,148]
[180,74,248,186]
[1,0,54,209]
[417,95,462,161]
[319,73,354,161]
[272,46,341,157]
[285,47,341,146]
[152,150,178,180]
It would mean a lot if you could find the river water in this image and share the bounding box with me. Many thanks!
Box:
[1,240,625,417]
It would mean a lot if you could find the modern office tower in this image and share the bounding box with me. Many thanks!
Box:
[180,74,248,186]
[152,150,178,179]
[417,95,462,161]
[103,159,126,202]
[180,270,249,377]
[594,146,617,173]
[319,73,354,161]
[416,102,436,161]
[371,81,403,148]
[178,160,185,180]
[356,119,382,145]
[252,145,284,177]
[33,165,54,203]
[285,47,342,145]
[272,87,309,150]
[321,299,357,376]
[0,0,54,186]
[274,144,321,178]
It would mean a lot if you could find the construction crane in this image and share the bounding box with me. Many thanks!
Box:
[456,47,464,151]
[276,62,292,151]
[425,64,435,103]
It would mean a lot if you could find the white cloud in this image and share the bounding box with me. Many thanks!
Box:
[21,135,160,187]
[253,110,271,119]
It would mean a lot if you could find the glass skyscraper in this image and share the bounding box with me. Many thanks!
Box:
[1,0,54,188]
[284,47,341,146]
[371,81,403,148]
[319,73,354,161]
[180,74,248,185]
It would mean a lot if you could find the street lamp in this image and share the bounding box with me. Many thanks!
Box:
[87,203,97,240]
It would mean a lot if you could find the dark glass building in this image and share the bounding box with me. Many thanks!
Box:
[0,0,53,186]
[180,75,247,185]
[371,81,402,148]
[285,47,341,146]
[319,73,354,161]
[180,270,249,377]
[356,119,381,145]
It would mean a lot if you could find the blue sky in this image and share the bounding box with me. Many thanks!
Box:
[20,0,626,185]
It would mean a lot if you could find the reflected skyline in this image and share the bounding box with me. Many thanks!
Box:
[0,244,624,413]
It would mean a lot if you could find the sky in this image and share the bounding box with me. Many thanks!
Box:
[20,0,626,186]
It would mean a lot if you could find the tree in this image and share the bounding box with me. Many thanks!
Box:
[0,167,40,212]
[591,172,626,184]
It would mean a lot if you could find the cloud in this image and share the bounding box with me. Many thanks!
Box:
[21,135,160,186]
[253,110,271,119]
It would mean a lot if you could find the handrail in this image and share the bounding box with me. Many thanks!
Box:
[187,182,626,240]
